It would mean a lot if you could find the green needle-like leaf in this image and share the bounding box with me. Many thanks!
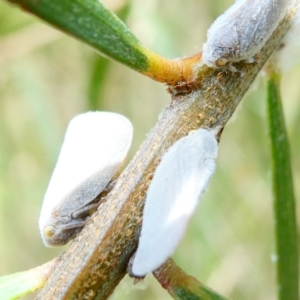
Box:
[153,259,229,300]
[0,259,58,300]
[6,0,201,85]
[266,69,299,300]
[8,0,149,71]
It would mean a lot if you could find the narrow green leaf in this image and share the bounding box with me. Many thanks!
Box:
[0,259,58,300]
[153,259,229,300]
[266,70,299,300]
[6,0,202,85]
[86,55,110,110]
[86,2,131,110]
[172,286,228,300]
[0,272,38,300]
[7,0,149,71]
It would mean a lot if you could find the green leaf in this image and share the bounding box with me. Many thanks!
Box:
[86,2,131,110]
[153,259,229,300]
[6,0,202,85]
[0,259,58,300]
[266,70,299,300]
[8,0,149,71]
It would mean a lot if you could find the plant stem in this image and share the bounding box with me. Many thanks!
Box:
[37,9,296,299]
[266,69,299,300]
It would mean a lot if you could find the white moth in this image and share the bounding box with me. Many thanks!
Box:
[39,111,133,247]
[132,128,218,276]
[202,0,292,68]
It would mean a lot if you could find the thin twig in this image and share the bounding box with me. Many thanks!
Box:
[36,7,295,299]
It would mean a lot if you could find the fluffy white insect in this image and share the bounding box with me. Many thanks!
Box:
[202,0,292,68]
[132,128,218,276]
[39,111,133,247]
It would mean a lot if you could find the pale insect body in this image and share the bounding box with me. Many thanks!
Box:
[132,128,218,276]
[202,0,292,68]
[39,111,133,247]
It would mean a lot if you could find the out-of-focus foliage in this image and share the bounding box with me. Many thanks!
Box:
[0,0,299,299]
[266,71,298,300]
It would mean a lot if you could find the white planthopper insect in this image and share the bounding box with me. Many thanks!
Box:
[132,128,218,276]
[39,111,133,247]
[202,0,292,68]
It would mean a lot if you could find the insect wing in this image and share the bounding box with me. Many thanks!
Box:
[202,0,291,67]
[132,128,218,276]
[39,111,133,246]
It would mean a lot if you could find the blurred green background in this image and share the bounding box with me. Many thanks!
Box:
[0,0,299,299]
